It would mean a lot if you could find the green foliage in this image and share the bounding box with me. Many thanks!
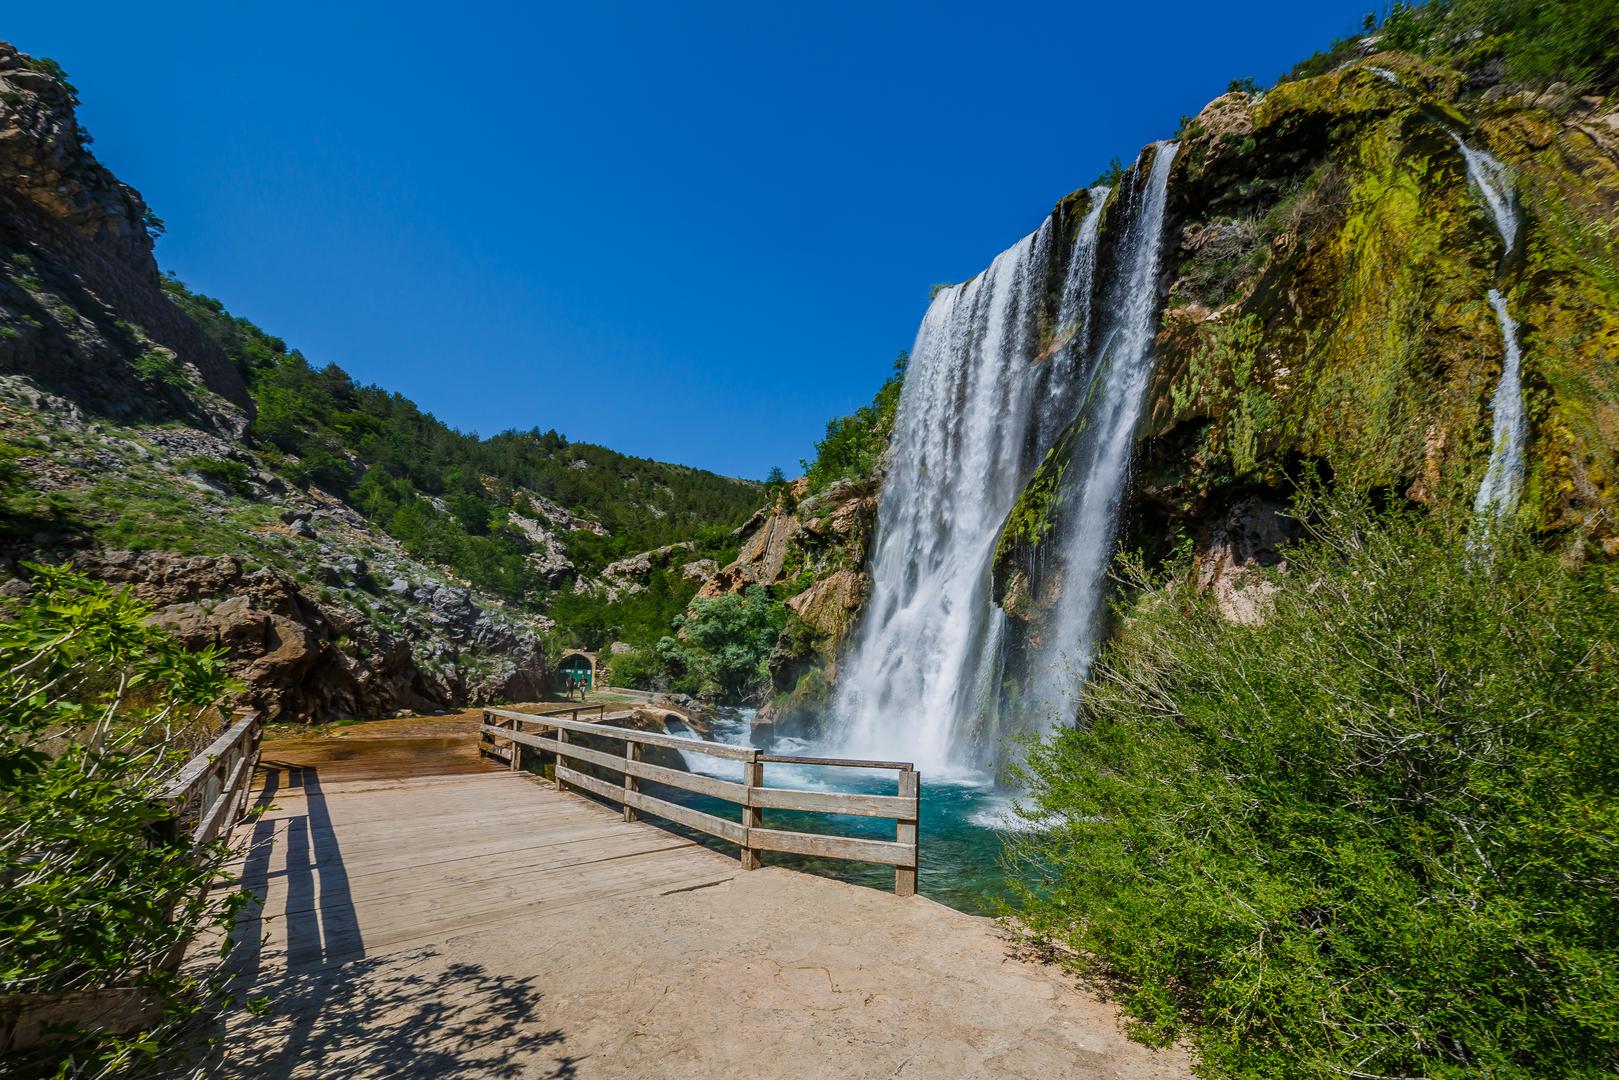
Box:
[141,208,166,241]
[159,275,760,621]
[1093,156,1126,189]
[128,349,188,389]
[656,586,786,703]
[350,469,542,603]
[799,352,906,498]
[177,455,250,495]
[1381,0,1619,90]
[1283,0,1619,91]
[549,525,739,657]
[0,565,246,1076]
[1007,494,1619,1078]
[601,646,665,691]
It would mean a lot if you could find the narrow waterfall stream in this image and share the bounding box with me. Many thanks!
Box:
[1019,142,1179,728]
[1451,133,1528,519]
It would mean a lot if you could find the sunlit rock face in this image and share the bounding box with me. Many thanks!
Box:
[0,44,252,433]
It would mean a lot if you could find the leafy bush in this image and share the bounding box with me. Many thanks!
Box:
[0,564,248,1076]
[128,350,189,389]
[1380,0,1619,91]
[1007,494,1619,1078]
[656,586,786,703]
[177,455,251,495]
[799,352,906,498]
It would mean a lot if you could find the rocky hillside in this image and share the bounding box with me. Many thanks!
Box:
[0,42,758,722]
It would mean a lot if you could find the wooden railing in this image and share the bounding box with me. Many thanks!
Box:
[2,713,263,1054]
[155,711,263,848]
[479,707,920,896]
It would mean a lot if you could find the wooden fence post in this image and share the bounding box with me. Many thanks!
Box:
[895,768,919,897]
[555,726,568,791]
[740,754,763,870]
[623,742,639,822]
[508,715,522,772]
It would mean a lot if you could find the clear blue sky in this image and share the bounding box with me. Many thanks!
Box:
[9,2,1371,480]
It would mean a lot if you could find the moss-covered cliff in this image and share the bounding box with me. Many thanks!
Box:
[994,49,1619,640]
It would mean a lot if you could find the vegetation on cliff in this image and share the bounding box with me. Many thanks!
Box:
[165,278,761,600]
[999,4,1619,1076]
[799,352,906,499]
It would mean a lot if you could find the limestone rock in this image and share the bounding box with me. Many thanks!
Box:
[1190,496,1298,626]
[0,44,250,433]
[785,570,869,641]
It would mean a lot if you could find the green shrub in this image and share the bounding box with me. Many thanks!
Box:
[128,349,189,389]
[177,455,251,495]
[656,586,786,703]
[799,352,906,497]
[1007,493,1619,1078]
[0,564,249,1076]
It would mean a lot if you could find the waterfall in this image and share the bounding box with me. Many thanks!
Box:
[1473,289,1527,517]
[1034,188,1110,450]
[827,219,1053,776]
[1452,134,1519,256]
[1452,133,1528,518]
[1019,141,1180,730]
[828,142,1177,776]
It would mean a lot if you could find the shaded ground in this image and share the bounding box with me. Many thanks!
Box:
[216,715,1190,1079]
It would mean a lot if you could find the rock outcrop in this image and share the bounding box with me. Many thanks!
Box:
[0,45,250,434]
[692,476,880,728]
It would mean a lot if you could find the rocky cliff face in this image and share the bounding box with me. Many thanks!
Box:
[0,45,554,723]
[698,476,879,728]
[0,44,250,434]
[0,377,551,722]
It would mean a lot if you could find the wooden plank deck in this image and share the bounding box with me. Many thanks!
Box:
[228,726,740,971]
[217,714,1189,1079]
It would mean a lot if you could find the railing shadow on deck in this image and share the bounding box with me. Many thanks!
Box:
[220,760,579,1079]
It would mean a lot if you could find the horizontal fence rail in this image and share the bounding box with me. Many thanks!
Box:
[157,712,263,849]
[480,707,920,896]
[3,712,264,1054]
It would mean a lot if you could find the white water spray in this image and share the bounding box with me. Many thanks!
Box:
[827,220,1053,777]
[829,143,1178,775]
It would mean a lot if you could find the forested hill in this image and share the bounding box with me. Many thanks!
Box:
[166,278,760,578]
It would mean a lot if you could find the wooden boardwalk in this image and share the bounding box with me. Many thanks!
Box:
[217,714,1190,1079]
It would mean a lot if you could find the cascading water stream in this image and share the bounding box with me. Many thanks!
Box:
[1034,188,1109,450]
[828,141,1178,776]
[826,220,1053,777]
[1474,290,1527,518]
[1019,141,1180,729]
[1451,132,1528,518]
